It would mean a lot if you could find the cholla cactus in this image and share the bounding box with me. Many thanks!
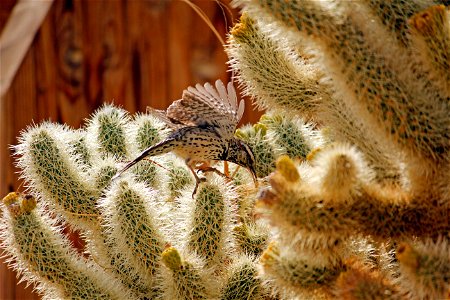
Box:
[228,0,449,299]
[1,103,318,299]
[1,1,449,299]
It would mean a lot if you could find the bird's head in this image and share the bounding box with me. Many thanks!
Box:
[227,138,257,184]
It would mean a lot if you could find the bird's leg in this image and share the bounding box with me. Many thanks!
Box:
[185,159,206,197]
[230,165,241,179]
[198,166,228,178]
[195,161,211,172]
[223,161,229,177]
[196,161,228,179]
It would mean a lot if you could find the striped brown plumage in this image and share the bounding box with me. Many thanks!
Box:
[113,80,256,195]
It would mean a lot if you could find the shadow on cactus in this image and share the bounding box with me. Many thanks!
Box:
[2,1,450,299]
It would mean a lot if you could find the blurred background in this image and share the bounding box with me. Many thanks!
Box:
[0,0,261,298]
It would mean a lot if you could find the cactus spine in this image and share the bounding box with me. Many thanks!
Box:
[2,1,449,298]
[228,0,449,298]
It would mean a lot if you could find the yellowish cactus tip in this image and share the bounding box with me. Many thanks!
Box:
[2,192,20,206]
[253,123,267,136]
[162,246,183,271]
[259,114,271,123]
[272,114,283,124]
[409,5,445,35]
[335,258,398,299]
[230,12,254,38]
[306,147,322,162]
[21,195,37,214]
[396,243,419,270]
[235,129,247,140]
[260,241,279,266]
[276,155,300,182]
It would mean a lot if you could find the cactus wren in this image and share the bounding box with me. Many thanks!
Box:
[113,80,256,195]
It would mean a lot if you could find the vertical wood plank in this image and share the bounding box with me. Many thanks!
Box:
[0,40,40,300]
[54,0,90,127]
[190,0,228,83]
[100,1,129,108]
[137,1,171,111]
[168,1,194,100]
[35,6,58,122]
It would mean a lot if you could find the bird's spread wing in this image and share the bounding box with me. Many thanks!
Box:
[146,107,185,130]
[165,80,244,137]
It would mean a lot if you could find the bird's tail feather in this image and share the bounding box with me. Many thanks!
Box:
[112,138,175,180]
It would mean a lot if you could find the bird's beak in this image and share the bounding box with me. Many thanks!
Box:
[248,166,258,187]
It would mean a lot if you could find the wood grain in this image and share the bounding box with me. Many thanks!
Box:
[0,1,262,298]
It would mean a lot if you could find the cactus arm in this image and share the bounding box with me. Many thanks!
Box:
[99,177,166,285]
[0,193,132,299]
[15,124,99,230]
[227,13,331,118]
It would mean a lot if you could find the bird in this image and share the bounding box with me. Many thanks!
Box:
[113,79,257,196]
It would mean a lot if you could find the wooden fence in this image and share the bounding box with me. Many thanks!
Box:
[0,1,262,298]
